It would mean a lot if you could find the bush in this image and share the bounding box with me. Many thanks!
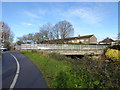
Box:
[73,57,120,88]
[110,45,120,50]
[104,44,112,53]
[104,47,109,53]
[55,69,90,88]
[54,55,120,88]
[105,49,120,61]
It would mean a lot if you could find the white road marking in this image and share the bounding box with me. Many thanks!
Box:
[10,54,20,89]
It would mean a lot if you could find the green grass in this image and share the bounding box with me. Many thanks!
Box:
[22,52,71,88]
[22,51,120,88]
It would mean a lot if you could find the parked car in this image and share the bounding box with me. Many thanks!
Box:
[0,47,7,51]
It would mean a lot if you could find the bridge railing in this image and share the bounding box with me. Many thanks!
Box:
[16,44,108,50]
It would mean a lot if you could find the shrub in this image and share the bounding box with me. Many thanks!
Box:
[110,45,120,50]
[105,49,120,61]
[50,53,120,88]
[69,56,120,88]
[104,47,109,53]
[104,45,112,53]
[31,50,37,53]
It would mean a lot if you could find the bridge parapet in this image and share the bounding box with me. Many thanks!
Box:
[16,44,107,56]
[16,44,108,50]
[38,49,104,56]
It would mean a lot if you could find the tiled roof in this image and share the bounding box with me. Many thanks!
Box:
[63,35,94,40]
[99,37,115,43]
[53,35,94,41]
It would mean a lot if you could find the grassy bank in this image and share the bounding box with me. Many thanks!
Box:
[22,51,120,88]
[22,52,71,87]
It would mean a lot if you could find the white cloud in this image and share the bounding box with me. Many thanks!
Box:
[23,10,41,19]
[27,23,33,26]
[61,7,106,24]
[109,34,117,40]
[21,22,33,26]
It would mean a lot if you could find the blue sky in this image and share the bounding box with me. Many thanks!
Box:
[2,2,118,42]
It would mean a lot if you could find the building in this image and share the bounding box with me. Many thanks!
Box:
[63,34,97,44]
[99,37,115,44]
[40,34,97,44]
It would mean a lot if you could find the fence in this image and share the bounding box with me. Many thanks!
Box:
[15,44,108,50]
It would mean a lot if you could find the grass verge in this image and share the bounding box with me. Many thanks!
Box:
[22,52,71,88]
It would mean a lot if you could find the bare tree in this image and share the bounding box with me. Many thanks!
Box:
[34,33,42,44]
[40,28,49,41]
[22,35,28,44]
[28,33,33,40]
[40,23,53,43]
[49,32,53,40]
[27,33,34,43]
[58,20,74,39]
[53,24,60,40]
[16,20,74,44]
[1,21,14,49]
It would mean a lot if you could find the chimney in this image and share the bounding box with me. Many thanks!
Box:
[78,35,80,37]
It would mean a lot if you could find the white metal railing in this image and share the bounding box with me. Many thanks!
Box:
[15,44,108,50]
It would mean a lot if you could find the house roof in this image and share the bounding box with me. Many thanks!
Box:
[115,40,120,42]
[99,37,115,43]
[52,34,94,41]
[63,35,94,40]
[54,35,93,41]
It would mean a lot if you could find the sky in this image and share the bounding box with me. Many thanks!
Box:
[2,2,118,42]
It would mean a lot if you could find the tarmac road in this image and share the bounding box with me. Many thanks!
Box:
[2,51,48,89]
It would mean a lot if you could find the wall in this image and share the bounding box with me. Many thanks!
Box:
[89,35,97,44]
[20,49,104,56]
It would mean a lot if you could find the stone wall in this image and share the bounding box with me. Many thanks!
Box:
[19,49,104,56]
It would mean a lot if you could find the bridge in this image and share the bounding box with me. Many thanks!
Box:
[15,44,108,56]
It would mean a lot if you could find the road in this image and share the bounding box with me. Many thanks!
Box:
[0,53,2,90]
[2,51,48,89]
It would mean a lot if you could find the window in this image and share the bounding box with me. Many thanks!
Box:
[72,40,74,42]
[80,39,84,42]
[86,39,88,41]
[77,40,79,42]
